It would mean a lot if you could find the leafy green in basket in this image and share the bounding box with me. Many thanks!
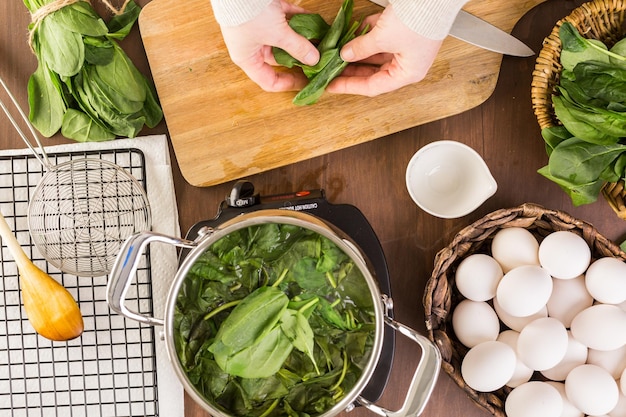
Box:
[538,22,626,205]
[174,223,376,417]
[273,0,368,105]
[23,0,163,142]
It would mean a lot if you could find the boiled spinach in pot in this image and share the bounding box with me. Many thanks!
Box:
[174,223,376,417]
[23,0,163,142]
[539,22,626,205]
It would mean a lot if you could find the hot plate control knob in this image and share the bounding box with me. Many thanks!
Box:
[226,180,259,208]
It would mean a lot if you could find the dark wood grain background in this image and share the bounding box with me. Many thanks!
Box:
[1,1,623,416]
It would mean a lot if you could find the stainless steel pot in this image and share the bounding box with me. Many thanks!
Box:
[107,209,441,417]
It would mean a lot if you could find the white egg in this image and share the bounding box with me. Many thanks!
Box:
[455,254,503,301]
[452,299,500,348]
[565,364,620,416]
[570,304,626,351]
[538,231,591,280]
[491,227,540,273]
[496,265,553,317]
[585,257,626,305]
[494,297,548,332]
[587,345,626,379]
[505,381,563,417]
[545,381,584,417]
[461,340,517,392]
[517,317,568,371]
[497,330,534,387]
[546,274,594,328]
[621,367,626,396]
[540,331,588,381]
[609,393,626,417]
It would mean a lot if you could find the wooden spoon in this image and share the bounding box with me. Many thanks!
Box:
[0,212,84,341]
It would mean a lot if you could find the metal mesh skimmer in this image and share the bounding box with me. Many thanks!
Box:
[0,77,151,277]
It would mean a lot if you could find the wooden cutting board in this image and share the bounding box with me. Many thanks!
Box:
[139,0,544,187]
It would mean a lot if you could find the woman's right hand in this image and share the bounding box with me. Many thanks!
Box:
[327,5,444,97]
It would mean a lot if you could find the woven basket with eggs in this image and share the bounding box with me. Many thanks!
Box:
[423,203,626,416]
[531,0,626,218]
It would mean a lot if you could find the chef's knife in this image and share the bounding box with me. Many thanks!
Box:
[366,0,534,57]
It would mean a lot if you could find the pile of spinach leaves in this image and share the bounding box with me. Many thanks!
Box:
[539,22,626,205]
[273,0,367,106]
[23,0,163,142]
[174,223,376,417]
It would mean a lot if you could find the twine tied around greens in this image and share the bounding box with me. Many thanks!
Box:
[28,0,132,52]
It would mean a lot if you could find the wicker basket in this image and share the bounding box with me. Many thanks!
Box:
[530,0,626,219]
[423,202,626,417]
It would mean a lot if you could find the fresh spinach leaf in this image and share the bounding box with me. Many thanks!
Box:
[547,137,626,184]
[27,62,66,137]
[317,0,352,53]
[538,165,605,206]
[560,38,610,72]
[560,22,626,64]
[288,13,330,41]
[572,61,626,104]
[294,49,348,106]
[61,108,115,141]
[39,17,84,77]
[52,2,108,37]
[552,91,622,144]
[541,125,573,155]
[272,0,367,105]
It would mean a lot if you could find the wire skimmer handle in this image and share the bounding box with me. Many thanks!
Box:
[0,76,52,170]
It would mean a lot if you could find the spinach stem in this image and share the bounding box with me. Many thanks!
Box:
[272,268,289,288]
[330,349,349,391]
[588,41,626,61]
[203,299,241,321]
[259,398,280,417]
[299,297,320,314]
[325,271,337,288]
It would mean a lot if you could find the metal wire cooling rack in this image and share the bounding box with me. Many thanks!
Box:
[0,148,159,417]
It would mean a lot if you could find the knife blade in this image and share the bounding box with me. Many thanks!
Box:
[366,0,534,57]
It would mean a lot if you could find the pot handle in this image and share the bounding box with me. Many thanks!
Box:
[107,231,195,327]
[357,316,441,417]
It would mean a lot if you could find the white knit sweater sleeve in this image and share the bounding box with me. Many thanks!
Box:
[389,0,470,40]
[210,0,273,27]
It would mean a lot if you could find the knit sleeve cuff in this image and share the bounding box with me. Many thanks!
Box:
[210,0,273,26]
[389,0,469,40]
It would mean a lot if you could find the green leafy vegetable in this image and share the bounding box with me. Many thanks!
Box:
[538,22,626,205]
[23,0,163,142]
[175,223,376,417]
[273,0,367,105]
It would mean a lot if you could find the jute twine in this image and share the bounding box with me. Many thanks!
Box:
[28,0,132,52]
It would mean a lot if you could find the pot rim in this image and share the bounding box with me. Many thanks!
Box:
[162,210,387,417]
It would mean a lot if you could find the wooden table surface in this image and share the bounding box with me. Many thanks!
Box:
[2,1,625,417]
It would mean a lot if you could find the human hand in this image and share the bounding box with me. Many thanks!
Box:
[327,5,443,97]
[218,0,320,92]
